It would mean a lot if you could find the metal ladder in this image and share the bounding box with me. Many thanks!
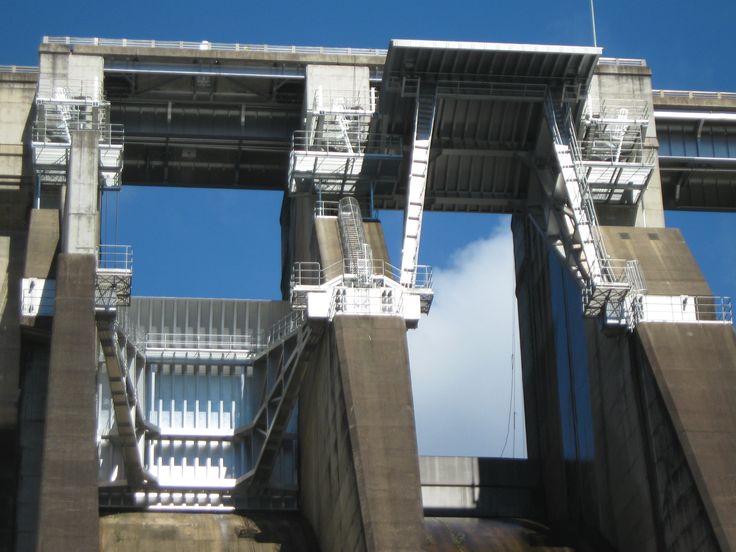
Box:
[338,196,373,286]
[400,84,437,286]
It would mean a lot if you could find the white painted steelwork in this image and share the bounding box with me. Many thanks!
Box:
[544,94,646,326]
[95,245,133,310]
[637,295,733,324]
[579,96,655,204]
[32,78,124,190]
[400,81,436,287]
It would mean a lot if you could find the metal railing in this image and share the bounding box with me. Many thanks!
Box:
[97,245,133,272]
[312,88,378,113]
[584,97,650,123]
[265,309,305,344]
[592,258,646,291]
[145,332,261,351]
[32,122,124,146]
[652,89,736,101]
[144,309,306,354]
[435,80,548,100]
[314,199,375,219]
[578,139,656,165]
[43,36,387,57]
[291,259,433,290]
[640,296,733,324]
[598,57,646,67]
[36,79,105,101]
[0,65,39,73]
[291,130,402,156]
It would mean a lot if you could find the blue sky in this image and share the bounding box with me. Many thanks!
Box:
[4,0,735,456]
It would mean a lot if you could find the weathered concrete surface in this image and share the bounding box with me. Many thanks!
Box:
[299,317,424,552]
[601,226,712,295]
[638,323,736,551]
[419,457,543,519]
[99,512,320,552]
[35,254,99,552]
[299,322,366,552]
[333,316,424,551]
[14,344,49,552]
[23,209,59,279]
[0,68,36,550]
[423,518,574,551]
[580,226,726,551]
[64,131,99,255]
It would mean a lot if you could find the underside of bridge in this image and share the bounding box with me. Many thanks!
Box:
[0,36,735,552]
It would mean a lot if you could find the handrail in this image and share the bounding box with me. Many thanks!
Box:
[312,88,378,113]
[43,36,387,57]
[0,65,39,73]
[653,89,736,101]
[291,258,433,290]
[598,57,646,67]
[97,244,133,272]
[640,295,733,324]
[292,130,402,155]
[32,122,124,146]
[144,309,306,354]
[578,139,656,165]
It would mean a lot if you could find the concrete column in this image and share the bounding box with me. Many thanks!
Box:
[35,254,98,552]
[63,130,99,254]
[35,130,99,552]
[300,316,425,552]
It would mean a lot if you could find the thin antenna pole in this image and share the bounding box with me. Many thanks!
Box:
[589,0,598,47]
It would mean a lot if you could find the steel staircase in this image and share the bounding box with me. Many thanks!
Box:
[96,313,155,488]
[400,84,437,286]
[544,95,639,320]
[338,196,373,286]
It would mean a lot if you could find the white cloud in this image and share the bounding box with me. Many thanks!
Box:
[408,221,527,458]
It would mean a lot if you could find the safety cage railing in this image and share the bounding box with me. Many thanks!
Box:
[142,309,306,355]
[291,130,402,156]
[312,88,378,113]
[290,259,433,291]
[97,244,133,272]
[640,296,733,324]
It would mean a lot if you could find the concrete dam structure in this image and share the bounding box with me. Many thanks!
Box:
[1,36,735,551]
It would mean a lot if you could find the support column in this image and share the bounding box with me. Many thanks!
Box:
[35,131,99,552]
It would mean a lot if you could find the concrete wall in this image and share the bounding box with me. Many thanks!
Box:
[579,226,728,551]
[419,457,542,519]
[637,324,736,551]
[0,69,36,551]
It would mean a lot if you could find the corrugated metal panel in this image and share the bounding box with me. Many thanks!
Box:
[124,296,292,340]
